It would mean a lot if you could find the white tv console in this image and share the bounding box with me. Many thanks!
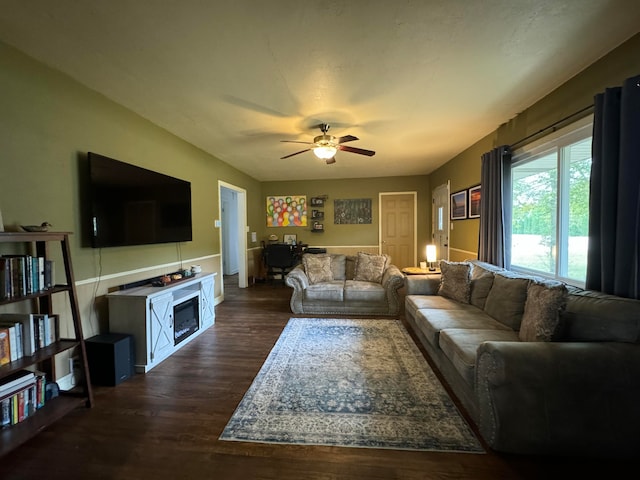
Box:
[107,272,216,373]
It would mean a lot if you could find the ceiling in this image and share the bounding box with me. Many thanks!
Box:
[1,1,639,181]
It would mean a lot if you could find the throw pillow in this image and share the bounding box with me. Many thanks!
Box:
[437,260,471,304]
[519,281,569,342]
[469,263,495,310]
[302,254,333,285]
[354,252,387,283]
[483,272,530,330]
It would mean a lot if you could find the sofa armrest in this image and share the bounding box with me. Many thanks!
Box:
[381,265,405,315]
[404,275,441,295]
[285,265,308,313]
[476,340,640,457]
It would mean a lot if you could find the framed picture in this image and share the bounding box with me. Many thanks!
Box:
[334,198,372,224]
[312,222,324,231]
[450,190,467,220]
[310,197,325,207]
[283,234,297,245]
[468,185,481,219]
[311,209,324,220]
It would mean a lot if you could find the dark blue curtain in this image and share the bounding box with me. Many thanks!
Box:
[478,145,511,267]
[586,74,640,299]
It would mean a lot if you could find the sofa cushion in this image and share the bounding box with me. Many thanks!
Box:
[469,263,495,310]
[330,254,347,281]
[354,252,388,283]
[344,280,386,302]
[484,272,530,330]
[303,254,333,284]
[519,281,568,342]
[439,328,520,388]
[304,280,344,302]
[438,261,471,304]
[415,308,512,348]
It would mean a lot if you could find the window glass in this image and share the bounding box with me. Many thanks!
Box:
[510,116,592,285]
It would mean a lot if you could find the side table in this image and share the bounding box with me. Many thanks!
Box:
[401,266,441,275]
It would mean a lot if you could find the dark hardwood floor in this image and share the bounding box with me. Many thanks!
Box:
[0,275,632,479]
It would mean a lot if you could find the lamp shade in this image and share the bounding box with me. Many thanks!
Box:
[426,244,437,263]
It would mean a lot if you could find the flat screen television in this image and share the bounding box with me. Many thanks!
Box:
[88,152,192,248]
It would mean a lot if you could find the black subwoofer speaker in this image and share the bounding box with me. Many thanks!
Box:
[85,333,135,386]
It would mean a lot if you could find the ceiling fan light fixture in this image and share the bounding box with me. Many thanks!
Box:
[313,145,337,159]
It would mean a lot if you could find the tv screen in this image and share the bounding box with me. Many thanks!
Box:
[88,152,192,248]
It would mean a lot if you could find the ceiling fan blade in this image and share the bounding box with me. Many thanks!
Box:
[337,135,358,144]
[325,157,336,165]
[280,149,311,159]
[280,140,314,145]
[338,145,376,156]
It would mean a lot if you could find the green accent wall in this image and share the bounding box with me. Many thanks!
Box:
[0,40,262,279]
[262,177,431,255]
[429,32,640,261]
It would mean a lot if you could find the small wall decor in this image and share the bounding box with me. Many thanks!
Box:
[450,190,467,220]
[334,198,372,224]
[311,209,324,220]
[266,195,307,227]
[310,197,325,207]
[312,222,324,231]
[284,234,297,245]
[468,185,481,219]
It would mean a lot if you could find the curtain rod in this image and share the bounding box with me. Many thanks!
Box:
[509,104,594,151]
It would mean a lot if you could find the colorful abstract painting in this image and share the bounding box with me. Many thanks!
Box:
[266,195,307,227]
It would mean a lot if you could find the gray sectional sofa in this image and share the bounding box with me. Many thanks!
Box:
[285,252,404,316]
[404,259,640,458]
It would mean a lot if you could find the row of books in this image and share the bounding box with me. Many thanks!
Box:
[0,254,54,300]
[0,313,58,366]
[0,369,46,428]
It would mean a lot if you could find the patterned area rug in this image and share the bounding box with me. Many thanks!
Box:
[220,318,484,453]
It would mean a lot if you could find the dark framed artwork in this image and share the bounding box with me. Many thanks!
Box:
[334,198,372,224]
[468,185,481,219]
[310,197,325,207]
[450,190,467,220]
[311,209,324,220]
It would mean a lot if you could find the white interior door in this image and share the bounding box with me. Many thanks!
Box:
[432,183,450,262]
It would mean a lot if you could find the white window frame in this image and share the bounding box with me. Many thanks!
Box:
[509,114,593,287]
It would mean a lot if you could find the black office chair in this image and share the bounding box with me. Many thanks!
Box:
[264,243,298,285]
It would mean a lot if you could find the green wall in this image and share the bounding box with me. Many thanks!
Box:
[262,176,431,254]
[429,32,640,261]
[0,41,262,280]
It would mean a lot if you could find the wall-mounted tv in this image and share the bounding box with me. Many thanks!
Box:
[88,152,192,248]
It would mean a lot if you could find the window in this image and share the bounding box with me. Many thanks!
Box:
[509,115,592,285]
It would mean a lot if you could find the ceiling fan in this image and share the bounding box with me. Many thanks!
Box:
[280,123,375,164]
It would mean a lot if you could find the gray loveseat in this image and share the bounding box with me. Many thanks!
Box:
[405,259,640,458]
[285,252,404,316]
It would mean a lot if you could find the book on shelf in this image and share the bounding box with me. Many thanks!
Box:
[0,255,50,298]
[0,313,40,356]
[0,370,35,396]
[0,370,45,428]
[0,322,18,362]
[0,257,9,300]
[0,328,9,366]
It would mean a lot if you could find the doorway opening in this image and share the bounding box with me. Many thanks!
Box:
[219,181,248,290]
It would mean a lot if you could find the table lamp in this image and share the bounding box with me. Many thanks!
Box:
[426,244,437,271]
